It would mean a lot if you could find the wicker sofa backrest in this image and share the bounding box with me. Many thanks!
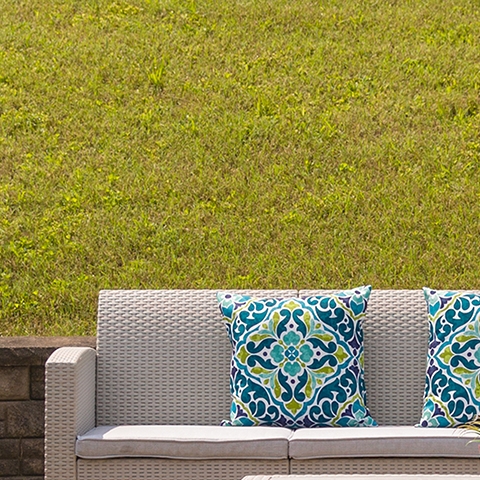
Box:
[96,289,296,426]
[96,288,442,427]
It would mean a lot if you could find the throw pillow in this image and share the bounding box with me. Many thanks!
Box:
[217,287,377,428]
[418,288,480,427]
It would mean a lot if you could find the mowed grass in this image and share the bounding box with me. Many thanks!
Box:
[1,0,480,335]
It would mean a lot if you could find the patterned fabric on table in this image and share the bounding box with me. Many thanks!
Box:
[419,288,480,427]
[217,286,377,428]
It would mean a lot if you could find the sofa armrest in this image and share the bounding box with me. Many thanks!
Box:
[45,347,96,480]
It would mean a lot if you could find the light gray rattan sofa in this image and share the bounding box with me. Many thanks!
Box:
[44,290,480,480]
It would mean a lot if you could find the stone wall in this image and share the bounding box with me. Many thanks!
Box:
[0,337,96,480]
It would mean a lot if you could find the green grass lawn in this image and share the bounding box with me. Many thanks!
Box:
[1,0,480,335]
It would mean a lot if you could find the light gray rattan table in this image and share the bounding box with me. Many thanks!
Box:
[242,476,480,480]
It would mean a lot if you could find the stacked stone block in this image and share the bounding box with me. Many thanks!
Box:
[0,337,95,479]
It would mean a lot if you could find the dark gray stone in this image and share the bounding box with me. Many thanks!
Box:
[0,337,96,479]
[5,402,44,438]
[20,438,43,458]
[5,477,43,480]
[20,457,43,476]
[29,367,45,400]
[0,404,6,436]
[0,459,19,476]
[0,337,96,366]
[0,367,30,401]
[0,439,19,459]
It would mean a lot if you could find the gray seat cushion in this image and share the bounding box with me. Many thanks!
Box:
[289,426,479,459]
[76,425,292,460]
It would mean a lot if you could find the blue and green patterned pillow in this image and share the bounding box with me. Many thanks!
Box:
[418,288,480,427]
[217,286,377,428]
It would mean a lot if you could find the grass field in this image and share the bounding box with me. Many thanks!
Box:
[1,0,480,335]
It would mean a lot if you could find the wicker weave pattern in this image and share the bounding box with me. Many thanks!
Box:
[245,476,480,480]
[96,289,296,425]
[45,347,96,480]
[77,458,289,480]
[290,458,480,475]
[46,289,480,479]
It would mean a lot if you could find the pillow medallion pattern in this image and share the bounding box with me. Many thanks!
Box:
[419,288,480,427]
[217,287,377,428]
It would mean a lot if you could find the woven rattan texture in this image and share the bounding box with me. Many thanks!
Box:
[77,458,289,480]
[45,347,96,480]
[301,289,428,425]
[247,477,480,480]
[96,289,296,425]
[290,458,480,475]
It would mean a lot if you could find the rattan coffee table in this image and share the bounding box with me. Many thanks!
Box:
[242,476,480,480]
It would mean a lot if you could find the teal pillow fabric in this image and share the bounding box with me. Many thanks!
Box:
[217,287,377,428]
[419,288,480,427]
